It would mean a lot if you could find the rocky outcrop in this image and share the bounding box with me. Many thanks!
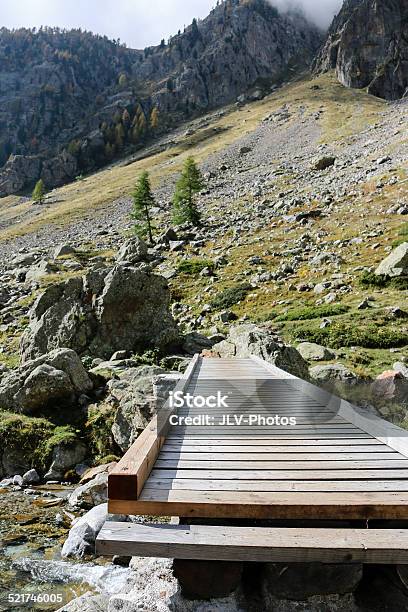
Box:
[0,155,41,197]
[0,1,321,194]
[44,440,87,481]
[20,258,180,362]
[314,0,408,100]
[211,324,309,379]
[0,348,93,413]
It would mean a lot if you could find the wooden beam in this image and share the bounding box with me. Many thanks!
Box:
[108,354,200,500]
[96,522,408,564]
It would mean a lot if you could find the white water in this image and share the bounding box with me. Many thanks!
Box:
[12,558,134,595]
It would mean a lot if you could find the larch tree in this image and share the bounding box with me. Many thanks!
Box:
[172,156,203,226]
[32,178,45,204]
[131,171,155,243]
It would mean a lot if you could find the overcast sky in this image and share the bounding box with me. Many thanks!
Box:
[0,0,343,48]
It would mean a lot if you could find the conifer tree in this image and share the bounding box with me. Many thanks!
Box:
[131,171,155,243]
[32,178,45,204]
[172,157,203,226]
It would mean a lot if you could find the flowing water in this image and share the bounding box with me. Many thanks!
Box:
[0,486,132,611]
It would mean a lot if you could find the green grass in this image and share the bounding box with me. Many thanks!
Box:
[177,258,213,275]
[296,321,408,350]
[275,304,349,322]
[210,283,252,310]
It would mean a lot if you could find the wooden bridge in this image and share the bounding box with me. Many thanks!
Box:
[96,356,408,563]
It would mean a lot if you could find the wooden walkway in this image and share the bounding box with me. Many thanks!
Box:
[108,356,408,520]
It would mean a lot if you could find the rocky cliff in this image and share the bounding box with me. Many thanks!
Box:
[314,0,408,100]
[0,0,321,196]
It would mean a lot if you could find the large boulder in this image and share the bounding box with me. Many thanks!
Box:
[211,324,309,379]
[20,263,180,362]
[309,363,359,386]
[0,348,93,413]
[375,242,408,278]
[297,342,336,362]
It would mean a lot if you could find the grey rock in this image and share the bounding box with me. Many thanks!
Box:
[45,440,87,481]
[56,592,108,612]
[310,363,358,385]
[116,237,148,263]
[20,265,180,361]
[313,156,336,171]
[109,366,178,452]
[212,324,309,379]
[0,155,41,197]
[297,342,335,361]
[0,348,93,413]
[375,242,408,277]
[25,259,55,282]
[13,474,23,486]
[68,472,108,509]
[61,503,126,559]
[53,244,77,259]
[182,331,214,355]
[22,469,40,485]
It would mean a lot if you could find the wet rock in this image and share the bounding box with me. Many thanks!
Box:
[20,264,180,361]
[68,472,108,509]
[22,469,40,485]
[0,348,93,413]
[173,558,243,599]
[297,342,336,361]
[375,242,408,278]
[211,324,309,379]
[61,503,126,559]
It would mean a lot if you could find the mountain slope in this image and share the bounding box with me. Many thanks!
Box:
[314,0,408,100]
[0,0,321,197]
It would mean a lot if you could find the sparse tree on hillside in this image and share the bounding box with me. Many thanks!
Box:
[131,171,155,243]
[32,178,45,204]
[172,157,203,226]
[118,73,128,88]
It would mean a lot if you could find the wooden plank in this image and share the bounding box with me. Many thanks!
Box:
[163,439,384,447]
[154,459,408,470]
[143,478,408,492]
[96,523,408,564]
[162,444,391,453]
[109,488,408,519]
[108,355,200,500]
[150,468,408,480]
[158,452,401,461]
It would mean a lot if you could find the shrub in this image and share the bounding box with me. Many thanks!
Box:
[210,284,252,309]
[360,271,408,290]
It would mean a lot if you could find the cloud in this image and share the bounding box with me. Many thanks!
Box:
[0,0,216,48]
[270,0,343,29]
